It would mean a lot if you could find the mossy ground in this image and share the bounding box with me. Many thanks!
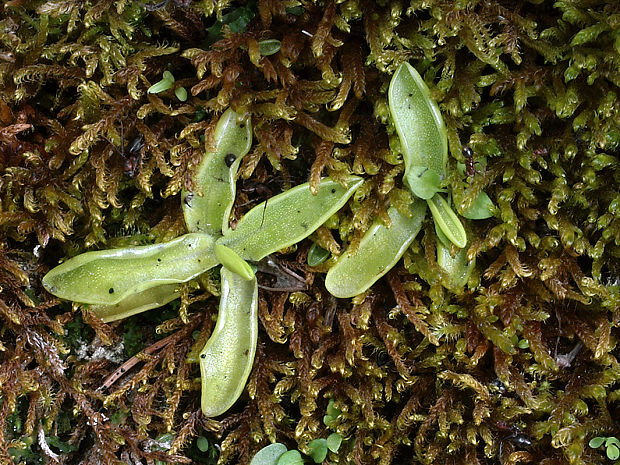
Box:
[0,1,619,464]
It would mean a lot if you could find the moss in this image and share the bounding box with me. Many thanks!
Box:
[0,0,619,464]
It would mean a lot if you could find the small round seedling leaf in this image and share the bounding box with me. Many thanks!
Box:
[607,444,619,460]
[589,437,605,448]
[308,243,330,266]
[259,39,281,56]
[462,191,494,220]
[326,433,342,453]
[197,436,210,452]
[406,166,442,200]
[163,71,175,82]
[307,439,328,463]
[276,449,304,465]
[250,443,288,465]
[518,339,529,349]
[607,437,620,448]
[175,86,188,102]
[326,399,341,419]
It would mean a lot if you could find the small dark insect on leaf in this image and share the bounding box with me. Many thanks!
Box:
[495,421,532,453]
[104,124,143,178]
[123,136,144,177]
[184,192,193,208]
[489,378,506,395]
[463,146,480,181]
[507,434,532,448]
[224,153,236,167]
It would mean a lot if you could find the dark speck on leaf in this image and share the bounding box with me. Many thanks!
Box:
[331,188,336,193]
[200,354,206,359]
[224,153,236,167]
[109,288,114,294]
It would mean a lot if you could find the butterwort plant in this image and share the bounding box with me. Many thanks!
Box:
[43,108,362,417]
[326,62,494,298]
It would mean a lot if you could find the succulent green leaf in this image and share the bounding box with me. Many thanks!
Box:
[200,267,258,417]
[196,437,210,452]
[89,283,182,323]
[406,165,443,199]
[325,201,427,298]
[307,243,330,266]
[389,62,448,183]
[276,450,304,465]
[427,194,467,248]
[435,219,452,249]
[148,72,174,94]
[461,191,495,219]
[326,399,341,418]
[175,86,188,102]
[608,444,619,460]
[326,433,342,453]
[608,438,620,448]
[437,239,474,290]
[182,109,252,235]
[307,439,328,464]
[214,243,254,281]
[589,437,605,448]
[250,444,288,465]
[259,39,281,56]
[42,233,218,305]
[218,177,363,262]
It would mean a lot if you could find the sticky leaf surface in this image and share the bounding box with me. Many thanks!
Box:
[43,233,218,305]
